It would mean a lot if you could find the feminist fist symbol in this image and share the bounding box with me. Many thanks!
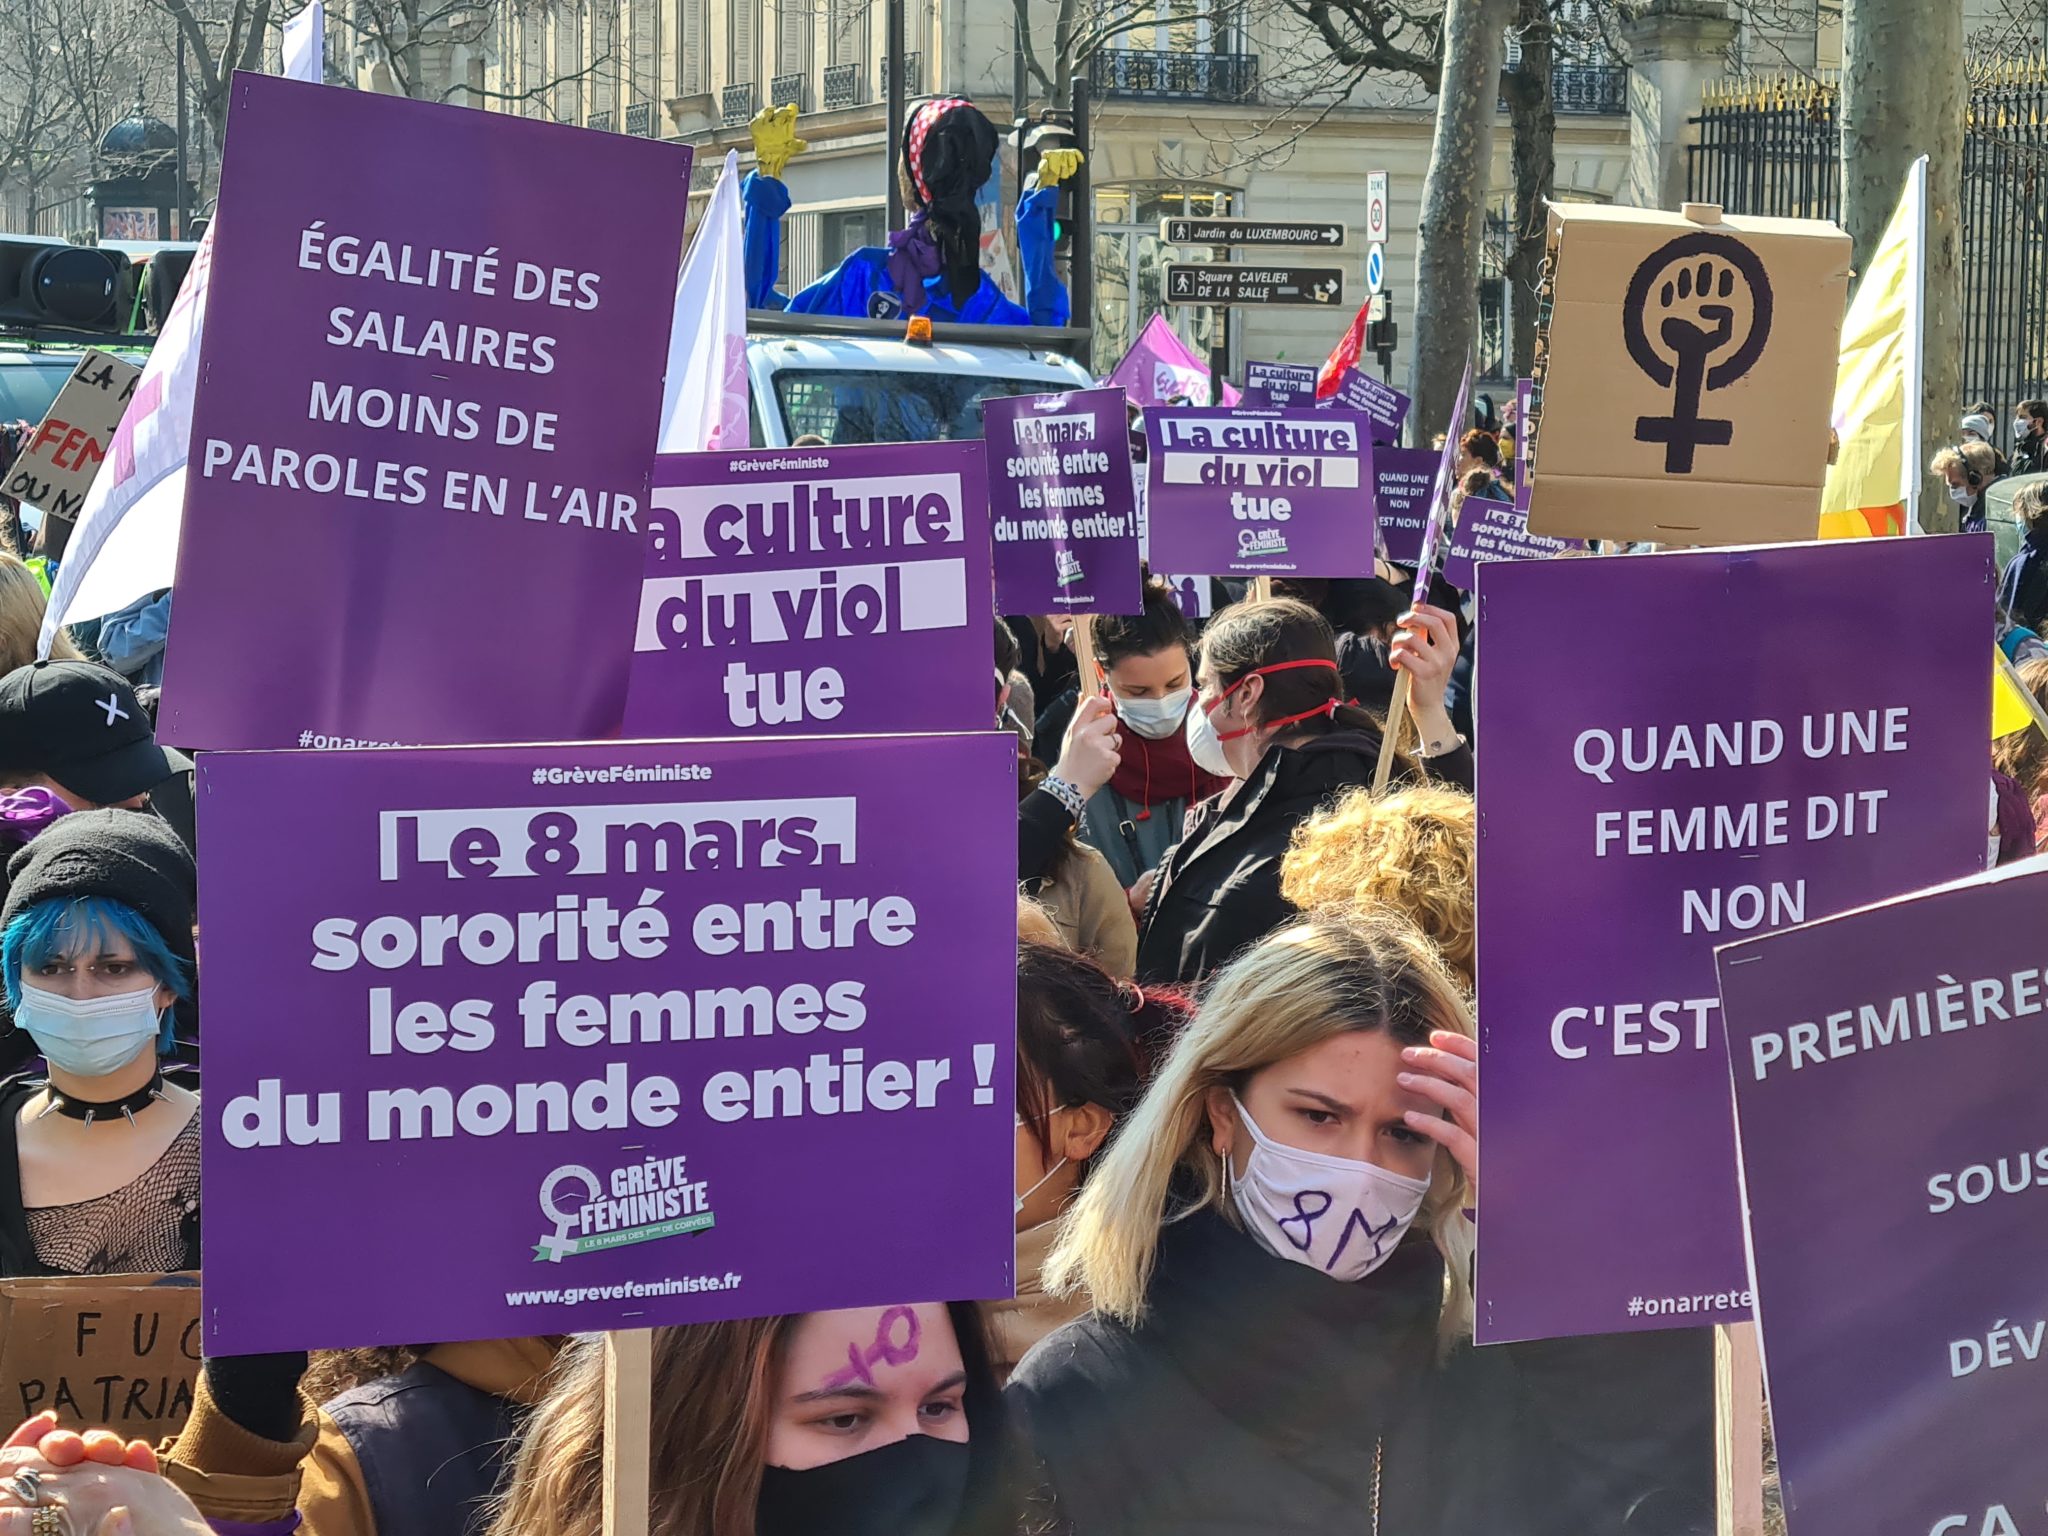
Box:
[1622,232,1773,475]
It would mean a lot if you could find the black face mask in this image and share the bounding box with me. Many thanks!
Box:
[756,1434,971,1536]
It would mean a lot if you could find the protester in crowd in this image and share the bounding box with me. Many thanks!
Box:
[96,590,173,688]
[0,1410,209,1534]
[993,620,1035,756]
[1992,656,2048,852]
[1019,694,1119,887]
[1131,597,1469,985]
[1280,784,1477,992]
[1999,482,2048,632]
[0,553,83,676]
[1010,912,1482,1530]
[742,101,1072,327]
[1008,616,1077,725]
[2013,399,2048,476]
[488,1304,1015,1536]
[0,661,196,855]
[161,1338,562,1536]
[1270,576,1414,716]
[1017,895,1065,949]
[1000,942,1186,1378]
[1932,442,1997,533]
[1017,758,1137,973]
[1455,430,1509,501]
[1960,406,2009,476]
[0,810,197,1277]
[1027,581,1225,896]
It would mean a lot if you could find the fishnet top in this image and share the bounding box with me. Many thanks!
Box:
[25,1115,201,1274]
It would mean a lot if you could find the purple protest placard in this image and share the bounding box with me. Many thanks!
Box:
[1325,368,1411,442]
[1373,447,1437,566]
[985,388,1141,614]
[161,74,689,750]
[1242,362,1315,409]
[621,441,993,739]
[1144,407,1375,577]
[198,732,1017,1352]
[1475,537,1990,1344]
[1715,867,2048,1536]
[1439,494,1580,590]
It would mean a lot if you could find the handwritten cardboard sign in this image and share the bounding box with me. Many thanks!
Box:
[3,351,143,523]
[0,1273,200,1433]
[1526,202,1850,546]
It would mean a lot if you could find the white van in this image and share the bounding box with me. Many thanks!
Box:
[744,313,1095,447]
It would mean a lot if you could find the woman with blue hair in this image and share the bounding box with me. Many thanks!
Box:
[0,809,198,1276]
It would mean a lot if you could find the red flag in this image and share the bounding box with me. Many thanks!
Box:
[1316,298,1371,400]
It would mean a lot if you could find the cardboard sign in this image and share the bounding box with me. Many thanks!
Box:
[0,1274,200,1433]
[197,733,1017,1353]
[1526,202,1850,546]
[621,441,993,738]
[984,388,1142,615]
[1143,407,1375,578]
[3,351,143,523]
[1373,447,1437,566]
[1715,866,2048,1536]
[1474,537,1989,1344]
[1439,495,1580,589]
[162,73,692,751]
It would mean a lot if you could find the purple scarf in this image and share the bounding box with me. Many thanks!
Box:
[0,786,68,848]
[885,214,943,315]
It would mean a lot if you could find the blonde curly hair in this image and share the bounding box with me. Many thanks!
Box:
[1279,784,1476,991]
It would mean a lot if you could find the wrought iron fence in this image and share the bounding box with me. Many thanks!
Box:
[588,109,614,132]
[1552,63,1627,116]
[623,101,653,136]
[823,61,863,110]
[721,81,756,127]
[772,72,807,110]
[1689,63,2048,418]
[900,50,923,95]
[1089,48,1259,104]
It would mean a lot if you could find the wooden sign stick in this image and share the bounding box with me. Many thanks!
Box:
[602,1329,654,1536]
[1372,668,1412,794]
[1713,1321,1765,1536]
[1251,576,1274,602]
[1071,614,1102,695]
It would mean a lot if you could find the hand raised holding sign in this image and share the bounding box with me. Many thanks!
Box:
[1053,693,1122,801]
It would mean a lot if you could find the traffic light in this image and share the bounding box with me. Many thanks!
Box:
[1022,117,1081,260]
[0,238,138,336]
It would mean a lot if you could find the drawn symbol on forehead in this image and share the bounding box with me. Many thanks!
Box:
[1621,232,1773,476]
[820,1304,925,1392]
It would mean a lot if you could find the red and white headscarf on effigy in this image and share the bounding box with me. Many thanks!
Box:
[905,97,973,205]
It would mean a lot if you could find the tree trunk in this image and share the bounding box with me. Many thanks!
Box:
[1505,0,1554,379]
[1841,0,1964,531]
[1410,0,1517,441]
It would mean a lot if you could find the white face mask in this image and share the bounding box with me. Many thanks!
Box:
[14,981,162,1079]
[1949,484,1975,505]
[2017,420,2034,439]
[1226,1095,1431,1282]
[1185,693,1236,779]
[1015,1113,1070,1216]
[1115,687,1192,741]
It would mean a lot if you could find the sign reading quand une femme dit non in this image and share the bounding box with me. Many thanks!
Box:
[1143,406,1375,578]
[1474,536,1990,1344]
[984,388,1141,615]
[198,734,1017,1353]
[163,73,691,751]
[1716,866,2048,1536]
[622,441,993,739]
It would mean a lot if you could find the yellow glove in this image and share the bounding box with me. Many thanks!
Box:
[1035,147,1084,190]
[749,103,807,180]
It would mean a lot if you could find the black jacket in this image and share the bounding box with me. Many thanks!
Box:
[1133,726,1473,986]
[2014,431,2047,478]
[326,1360,527,1536]
[2002,523,2048,632]
[1007,1208,1715,1536]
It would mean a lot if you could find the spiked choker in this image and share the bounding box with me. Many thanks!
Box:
[40,1070,165,1125]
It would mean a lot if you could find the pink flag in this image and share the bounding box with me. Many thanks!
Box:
[1106,314,1240,408]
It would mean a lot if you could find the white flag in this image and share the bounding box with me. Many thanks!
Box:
[282,2,325,83]
[656,150,751,453]
[40,221,216,655]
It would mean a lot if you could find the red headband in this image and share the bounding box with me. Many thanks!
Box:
[906,98,973,206]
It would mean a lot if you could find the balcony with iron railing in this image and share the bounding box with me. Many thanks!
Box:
[1550,62,1628,115]
[623,101,653,135]
[1088,48,1259,104]
[899,51,923,95]
[588,108,614,132]
[823,62,864,110]
[721,81,755,126]
[771,72,807,110]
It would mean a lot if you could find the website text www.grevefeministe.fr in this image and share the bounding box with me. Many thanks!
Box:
[506,1272,742,1307]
